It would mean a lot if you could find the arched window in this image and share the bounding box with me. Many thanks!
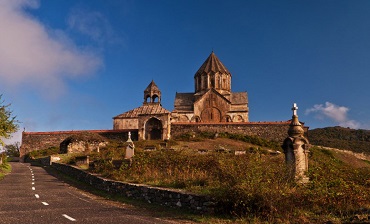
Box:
[210,74,215,88]
[152,95,159,103]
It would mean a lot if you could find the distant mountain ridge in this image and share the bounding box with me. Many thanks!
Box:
[309,126,370,154]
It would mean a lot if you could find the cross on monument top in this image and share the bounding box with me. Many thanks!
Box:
[292,103,298,116]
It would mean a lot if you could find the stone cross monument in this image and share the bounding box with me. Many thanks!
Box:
[125,132,135,159]
[282,103,310,184]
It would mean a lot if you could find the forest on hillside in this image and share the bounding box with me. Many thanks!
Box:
[309,126,370,154]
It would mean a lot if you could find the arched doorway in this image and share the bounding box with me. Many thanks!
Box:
[145,117,162,140]
[201,107,221,122]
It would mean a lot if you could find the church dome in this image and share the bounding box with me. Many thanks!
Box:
[194,52,232,95]
[194,51,231,76]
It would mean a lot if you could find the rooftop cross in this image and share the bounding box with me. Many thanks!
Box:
[292,103,298,116]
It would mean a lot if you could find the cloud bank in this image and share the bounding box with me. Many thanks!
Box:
[0,0,102,98]
[305,102,360,129]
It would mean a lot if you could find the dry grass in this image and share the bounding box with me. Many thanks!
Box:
[61,136,370,223]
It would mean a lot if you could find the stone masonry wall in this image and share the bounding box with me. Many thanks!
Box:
[171,121,303,142]
[51,163,217,214]
[20,130,138,161]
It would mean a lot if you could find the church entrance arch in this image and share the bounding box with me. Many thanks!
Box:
[201,107,221,123]
[145,117,162,140]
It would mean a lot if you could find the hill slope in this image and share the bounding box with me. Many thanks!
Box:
[309,126,370,154]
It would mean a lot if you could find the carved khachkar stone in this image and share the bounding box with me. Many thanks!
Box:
[125,132,135,159]
[282,103,310,184]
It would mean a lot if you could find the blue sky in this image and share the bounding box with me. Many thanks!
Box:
[1,0,369,144]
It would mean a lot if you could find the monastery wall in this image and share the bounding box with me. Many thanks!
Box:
[20,130,137,161]
[21,122,308,161]
[170,122,308,142]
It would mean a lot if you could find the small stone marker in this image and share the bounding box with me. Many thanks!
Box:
[125,132,135,159]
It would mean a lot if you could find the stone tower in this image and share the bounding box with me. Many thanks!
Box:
[144,80,161,104]
[282,103,310,184]
[194,51,232,97]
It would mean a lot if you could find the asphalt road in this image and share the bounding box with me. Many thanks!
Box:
[0,162,188,224]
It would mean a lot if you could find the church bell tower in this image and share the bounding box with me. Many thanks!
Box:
[144,80,161,104]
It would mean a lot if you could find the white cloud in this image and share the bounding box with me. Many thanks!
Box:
[67,7,122,45]
[305,102,360,129]
[0,0,102,98]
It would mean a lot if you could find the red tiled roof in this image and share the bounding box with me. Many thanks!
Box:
[114,104,170,119]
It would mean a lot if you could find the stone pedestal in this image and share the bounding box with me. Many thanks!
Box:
[282,103,310,184]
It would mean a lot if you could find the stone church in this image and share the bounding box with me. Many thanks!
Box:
[21,52,303,160]
[113,52,249,140]
[171,51,249,123]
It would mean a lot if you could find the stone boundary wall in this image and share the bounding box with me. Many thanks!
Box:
[170,121,306,142]
[51,163,217,214]
[21,122,308,161]
[20,129,138,161]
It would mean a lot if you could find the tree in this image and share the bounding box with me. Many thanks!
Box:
[0,95,19,146]
[4,142,20,157]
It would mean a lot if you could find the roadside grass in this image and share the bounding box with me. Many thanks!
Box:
[0,158,11,180]
[39,164,230,223]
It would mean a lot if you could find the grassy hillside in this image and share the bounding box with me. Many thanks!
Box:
[57,132,370,223]
[309,126,370,154]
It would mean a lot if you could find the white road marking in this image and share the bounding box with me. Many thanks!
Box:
[32,182,35,185]
[42,202,49,205]
[67,192,91,203]
[62,214,76,222]
[32,187,35,190]
[35,194,39,199]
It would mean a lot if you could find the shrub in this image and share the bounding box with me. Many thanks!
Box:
[28,146,59,159]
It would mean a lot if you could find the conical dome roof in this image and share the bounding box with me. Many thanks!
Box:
[145,80,160,93]
[194,52,231,77]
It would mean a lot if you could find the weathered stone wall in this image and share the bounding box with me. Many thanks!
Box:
[20,130,138,161]
[51,163,217,214]
[63,141,107,154]
[171,121,308,142]
[21,122,308,160]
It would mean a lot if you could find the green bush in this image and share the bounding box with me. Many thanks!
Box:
[28,146,59,159]
[0,153,11,180]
